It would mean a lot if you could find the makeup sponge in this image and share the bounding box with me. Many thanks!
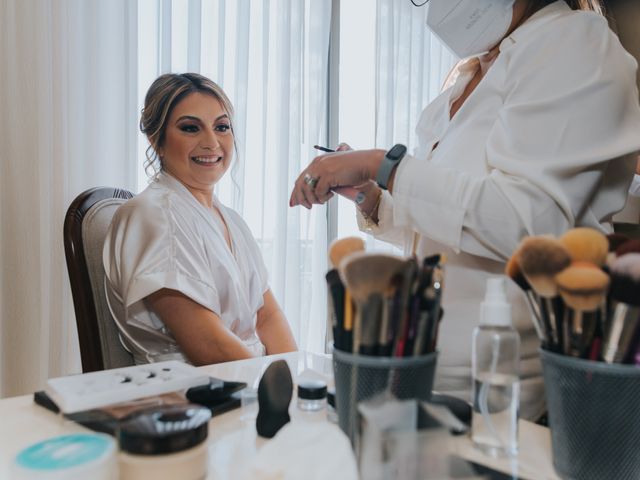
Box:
[256,360,293,439]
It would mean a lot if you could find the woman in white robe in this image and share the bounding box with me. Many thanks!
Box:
[104,73,297,365]
[289,0,640,419]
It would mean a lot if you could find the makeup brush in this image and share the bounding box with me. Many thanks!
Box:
[603,253,640,364]
[325,269,345,351]
[607,233,630,252]
[329,237,365,352]
[359,292,384,355]
[615,239,640,258]
[559,227,609,267]
[555,261,609,357]
[339,252,406,354]
[505,250,545,344]
[518,236,571,350]
[410,261,436,356]
[378,274,403,356]
[518,236,571,297]
[605,233,629,268]
[393,258,419,357]
[329,236,365,268]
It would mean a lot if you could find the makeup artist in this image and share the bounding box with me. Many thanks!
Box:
[290,0,640,420]
[104,73,297,366]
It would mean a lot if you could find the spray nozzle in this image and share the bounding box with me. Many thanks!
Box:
[480,276,511,327]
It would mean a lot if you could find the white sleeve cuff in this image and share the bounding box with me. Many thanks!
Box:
[392,154,466,250]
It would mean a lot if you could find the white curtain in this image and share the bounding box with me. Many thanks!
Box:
[0,0,331,397]
[0,0,139,397]
[375,0,456,150]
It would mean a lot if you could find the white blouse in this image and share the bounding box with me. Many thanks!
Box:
[360,1,640,420]
[103,172,269,364]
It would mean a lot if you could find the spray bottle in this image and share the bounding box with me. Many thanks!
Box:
[471,277,520,457]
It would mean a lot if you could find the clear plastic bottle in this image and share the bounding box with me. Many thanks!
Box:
[471,277,520,457]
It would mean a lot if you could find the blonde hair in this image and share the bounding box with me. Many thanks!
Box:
[140,73,235,177]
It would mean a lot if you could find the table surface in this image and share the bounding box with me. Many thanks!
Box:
[0,351,560,479]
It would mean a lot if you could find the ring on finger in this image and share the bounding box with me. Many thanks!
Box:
[303,173,319,189]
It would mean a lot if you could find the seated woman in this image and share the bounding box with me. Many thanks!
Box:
[103,73,297,365]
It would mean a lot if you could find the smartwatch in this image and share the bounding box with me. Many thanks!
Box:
[375,144,407,190]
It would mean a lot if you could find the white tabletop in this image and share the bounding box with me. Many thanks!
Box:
[0,351,560,479]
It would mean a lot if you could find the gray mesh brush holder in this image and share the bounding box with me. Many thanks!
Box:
[332,349,437,447]
[540,348,640,480]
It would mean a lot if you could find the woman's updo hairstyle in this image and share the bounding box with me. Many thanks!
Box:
[140,73,234,177]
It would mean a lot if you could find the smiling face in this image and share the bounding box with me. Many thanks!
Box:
[158,91,234,193]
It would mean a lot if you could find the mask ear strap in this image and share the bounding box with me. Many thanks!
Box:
[410,0,429,6]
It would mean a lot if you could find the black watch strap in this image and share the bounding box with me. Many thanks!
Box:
[376,144,407,190]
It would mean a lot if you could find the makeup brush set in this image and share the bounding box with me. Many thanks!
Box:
[325,237,445,358]
[506,227,640,364]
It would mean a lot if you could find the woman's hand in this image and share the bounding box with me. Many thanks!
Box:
[289,148,386,209]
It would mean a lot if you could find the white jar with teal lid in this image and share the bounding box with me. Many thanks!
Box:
[12,433,117,480]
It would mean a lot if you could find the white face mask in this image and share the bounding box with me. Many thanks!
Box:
[426,0,516,59]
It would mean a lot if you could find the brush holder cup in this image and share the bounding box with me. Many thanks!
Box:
[332,349,437,448]
[540,349,640,480]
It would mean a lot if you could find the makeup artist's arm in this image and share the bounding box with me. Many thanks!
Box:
[145,288,254,365]
[256,289,297,355]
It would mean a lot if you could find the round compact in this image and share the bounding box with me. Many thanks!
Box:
[12,433,117,480]
[118,404,211,480]
[297,379,328,412]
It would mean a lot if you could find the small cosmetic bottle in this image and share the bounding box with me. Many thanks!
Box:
[118,405,211,480]
[297,380,328,412]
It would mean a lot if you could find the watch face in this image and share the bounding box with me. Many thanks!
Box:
[387,144,407,161]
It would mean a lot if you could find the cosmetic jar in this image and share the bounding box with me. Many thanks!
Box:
[297,379,328,412]
[12,433,117,480]
[118,405,211,480]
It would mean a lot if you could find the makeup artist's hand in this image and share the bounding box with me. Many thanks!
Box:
[289,148,385,209]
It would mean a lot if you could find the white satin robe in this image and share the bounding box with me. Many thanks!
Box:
[103,172,268,364]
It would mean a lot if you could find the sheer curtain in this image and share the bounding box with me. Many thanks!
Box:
[0,0,138,397]
[375,0,456,150]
